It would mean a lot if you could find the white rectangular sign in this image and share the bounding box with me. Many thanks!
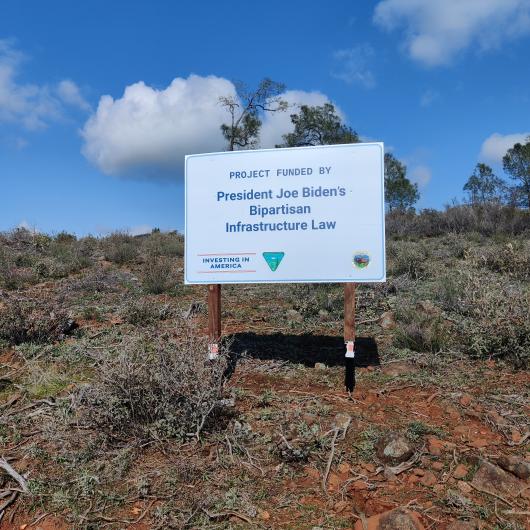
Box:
[185,143,385,284]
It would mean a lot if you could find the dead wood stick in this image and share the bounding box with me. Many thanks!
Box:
[322,427,339,493]
[29,512,50,527]
[468,482,515,508]
[0,458,28,493]
[0,490,18,515]
[202,508,253,524]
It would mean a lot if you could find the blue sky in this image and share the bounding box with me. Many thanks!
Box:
[1,0,529,235]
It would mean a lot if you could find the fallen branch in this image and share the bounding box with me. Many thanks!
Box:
[468,482,515,508]
[29,512,50,527]
[202,508,253,524]
[0,457,29,493]
[322,427,339,493]
[385,452,421,476]
[0,491,19,521]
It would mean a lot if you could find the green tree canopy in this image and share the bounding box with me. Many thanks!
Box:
[219,78,287,151]
[463,163,506,205]
[384,153,420,211]
[278,103,359,147]
[502,137,530,208]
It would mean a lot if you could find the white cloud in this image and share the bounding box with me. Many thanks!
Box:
[374,0,530,66]
[0,39,88,129]
[410,164,432,187]
[81,75,237,179]
[81,78,339,178]
[332,45,376,88]
[57,79,90,111]
[259,90,339,149]
[479,132,530,163]
[0,40,61,129]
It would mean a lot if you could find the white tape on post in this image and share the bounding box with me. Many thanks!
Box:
[345,340,355,359]
[208,343,219,361]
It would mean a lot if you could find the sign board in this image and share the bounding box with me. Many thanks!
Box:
[185,143,385,284]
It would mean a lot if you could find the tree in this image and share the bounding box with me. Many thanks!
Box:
[278,103,359,147]
[219,78,287,151]
[463,163,506,205]
[502,137,530,208]
[384,153,419,211]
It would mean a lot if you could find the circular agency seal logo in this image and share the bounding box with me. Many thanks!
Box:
[353,252,370,269]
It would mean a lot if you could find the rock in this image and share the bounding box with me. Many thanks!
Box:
[353,507,424,530]
[420,470,437,487]
[497,455,530,480]
[459,394,472,407]
[471,460,523,497]
[431,461,444,471]
[333,413,352,431]
[314,362,327,370]
[453,464,469,479]
[457,481,472,494]
[379,311,396,330]
[286,309,303,323]
[259,510,270,520]
[376,433,414,465]
[381,362,416,377]
[426,436,444,456]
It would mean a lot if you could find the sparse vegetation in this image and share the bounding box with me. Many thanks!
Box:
[76,327,228,441]
[0,224,528,529]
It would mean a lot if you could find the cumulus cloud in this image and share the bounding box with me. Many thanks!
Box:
[259,90,339,148]
[0,39,89,130]
[81,78,341,179]
[410,164,432,187]
[374,0,530,66]
[479,132,530,163]
[57,79,90,111]
[81,75,237,179]
[331,45,376,88]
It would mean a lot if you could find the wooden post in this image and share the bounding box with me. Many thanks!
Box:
[207,284,221,359]
[344,283,356,391]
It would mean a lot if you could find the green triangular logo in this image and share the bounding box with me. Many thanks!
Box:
[262,252,285,271]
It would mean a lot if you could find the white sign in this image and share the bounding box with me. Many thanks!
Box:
[185,143,385,284]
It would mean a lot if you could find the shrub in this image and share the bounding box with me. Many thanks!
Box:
[387,240,428,279]
[0,298,75,345]
[455,272,529,368]
[285,283,343,319]
[394,302,452,353]
[142,232,184,258]
[468,241,530,280]
[76,327,228,441]
[386,204,530,239]
[121,297,173,325]
[102,233,139,265]
[141,256,176,294]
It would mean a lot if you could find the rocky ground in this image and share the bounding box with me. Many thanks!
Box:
[0,228,528,529]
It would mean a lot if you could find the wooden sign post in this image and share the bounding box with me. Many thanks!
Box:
[207,284,221,359]
[344,283,356,392]
[186,144,385,387]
